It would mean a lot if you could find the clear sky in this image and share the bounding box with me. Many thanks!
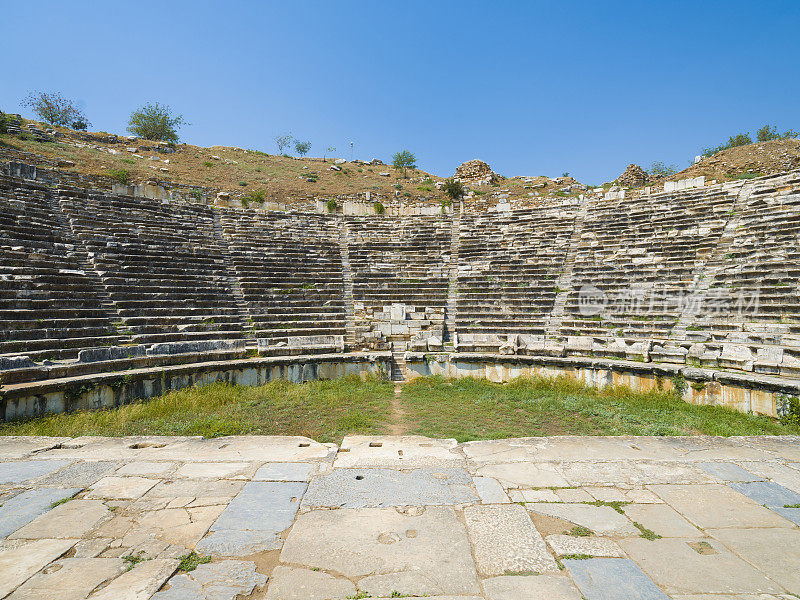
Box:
[2,1,798,184]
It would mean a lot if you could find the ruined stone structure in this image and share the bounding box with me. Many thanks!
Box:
[616,163,649,187]
[2,167,800,419]
[454,159,497,185]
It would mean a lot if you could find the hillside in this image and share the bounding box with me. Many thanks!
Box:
[674,138,800,182]
[0,115,449,205]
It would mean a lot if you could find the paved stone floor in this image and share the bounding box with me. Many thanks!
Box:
[1,434,800,599]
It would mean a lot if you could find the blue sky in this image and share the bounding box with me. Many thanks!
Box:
[2,1,798,184]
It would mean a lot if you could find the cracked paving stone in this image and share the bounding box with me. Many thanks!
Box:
[87,558,179,600]
[265,566,356,600]
[728,480,800,508]
[697,462,763,482]
[253,462,314,482]
[526,502,639,536]
[279,506,480,596]
[6,557,128,600]
[151,560,266,600]
[36,461,118,487]
[10,499,109,539]
[482,574,582,599]
[0,539,76,598]
[545,534,625,557]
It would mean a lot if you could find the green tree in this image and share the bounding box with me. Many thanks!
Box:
[648,161,678,179]
[21,91,89,128]
[757,124,780,142]
[274,133,293,154]
[324,146,336,162]
[392,150,417,177]
[294,140,311,156]
[127,103,185,142]
[442,178,464,200]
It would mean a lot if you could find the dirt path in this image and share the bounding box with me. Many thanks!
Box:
[387,383,409,435]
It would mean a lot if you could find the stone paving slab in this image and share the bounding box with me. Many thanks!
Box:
[464,504,558,576]
[0,460,72,485]
[302,467,477,508]
[0,435,799,599]
[0,487,81,538]
[564,557,671,600]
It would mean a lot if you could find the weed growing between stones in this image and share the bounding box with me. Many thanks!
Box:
[177,552,211,572]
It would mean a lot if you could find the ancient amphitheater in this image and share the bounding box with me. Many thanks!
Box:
[2,159,800,599]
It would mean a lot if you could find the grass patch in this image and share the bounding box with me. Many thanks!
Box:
[177,552,210,572]
[0,376,393,444]
[566,525,594,537]
[2,375,795,443]
[632,521,662,540]
[398,376,797,442]
[50,496,74,509]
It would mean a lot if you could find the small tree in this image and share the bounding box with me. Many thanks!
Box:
[757,124,780,142]
[127,103,185,142]
[274,133,293,154]
[21,91,89,128]
[324,146,336,162]
[442,178,464,200]
[294,140,311,156]
[392,150,417,177]
[648,161,678,179]
[726,132,752,148]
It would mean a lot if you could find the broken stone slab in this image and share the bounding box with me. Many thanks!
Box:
[464,504,558,577]
[526,503,639,536]
[86,476,159,500]
[0,539,76,598]
[36,461,118,487]
[0,459,72,484]
[302,467,477,509]
[472,476,509,503]
[564,557,670,600]
[482,574,582,600]
[152,560,267,600]
[87,558,179,600]
[174,462,252,479]
[253,462,314,482]
[0,356,35,371]
[6,557,128,600]
[0,487,82,539]
[474,462,570,488]
[279,506,480,596]
[545,534,625,557]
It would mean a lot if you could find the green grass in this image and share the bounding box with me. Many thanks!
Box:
[0,375,393,444]
[177,552,210,572]
[1,375,796,442]
[398,376,798,442]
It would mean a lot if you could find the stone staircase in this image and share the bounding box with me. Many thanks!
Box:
[444,204,461,342]
[339,219,357,349]
[546,200,588,340]
[212,210,254,340]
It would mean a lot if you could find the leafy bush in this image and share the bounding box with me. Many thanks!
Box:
[71,120,89,131]
[702,132,753,157]
[647,161,678,179]
[756,124,799,142]
[442,178,464,200]
[779,396,800,427]
[21,91,89,128]
[0,112,6,134]
[294,139,311,156]
[107,169,131,185]
[242,189,266,204]
[373,201,385,214]
[127,103,185,142]
[326,199,338,213]
[392,149,417,177]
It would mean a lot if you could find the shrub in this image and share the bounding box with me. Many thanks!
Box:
[702,132,753,157]
[562,171,570,178]
[203,161,214,167]
[779,396,800,427]
[647,161,678,179]
[242,189,266,204]
[21,91,89,128]
[373,201,385,214]
[294,140,311,156]
[326,199,338,213]
[757,124,799,141]
[442,178,464,200]
[324,146,336,162]
[127,102,185,142]
[190,189,202,201]
[108,169,131,185]
[71,120,89,131]
[0,112,6,134]
[392,150,417,177]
